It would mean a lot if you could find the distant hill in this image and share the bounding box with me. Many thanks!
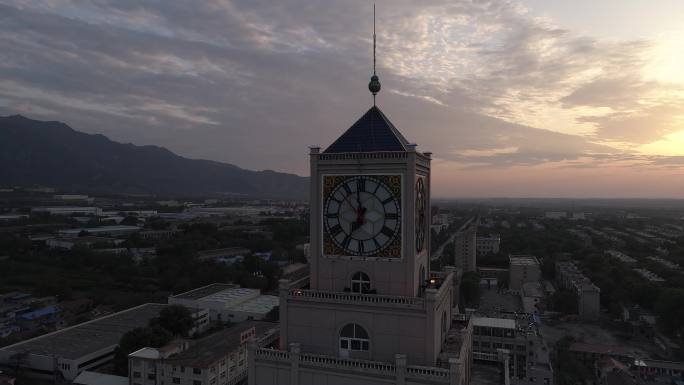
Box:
[0,115,308,199]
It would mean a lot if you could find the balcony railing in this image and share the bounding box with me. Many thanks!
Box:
[287,288,425,310]
[255,348,452,384]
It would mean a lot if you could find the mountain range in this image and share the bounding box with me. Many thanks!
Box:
[0,115,308,199]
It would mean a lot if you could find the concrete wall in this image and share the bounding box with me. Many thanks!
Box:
[285,301,429,364]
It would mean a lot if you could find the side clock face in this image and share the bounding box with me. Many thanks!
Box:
[323,175,401,257]
[415,177,426,252]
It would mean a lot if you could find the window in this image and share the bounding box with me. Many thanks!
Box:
[172,378,180,384]
[340,323,370,351]
[193,381,202,385]
[193,368,202,375]
[351,272,371,293]
[441,311,447,335]
[147,374,155,380]
[133,372,141,378]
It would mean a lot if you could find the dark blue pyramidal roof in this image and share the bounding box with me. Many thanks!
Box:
[323,106,411,153]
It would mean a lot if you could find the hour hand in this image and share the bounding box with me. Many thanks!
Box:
[350,220,361,233]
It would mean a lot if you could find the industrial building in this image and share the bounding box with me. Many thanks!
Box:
[168,284,278,323]
[0,303,168,381]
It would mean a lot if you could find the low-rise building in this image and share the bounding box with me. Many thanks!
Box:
[46,236,124,250]
[634,359,684,382]
[544,212,566,219]
[471,316,553,385]
[569,343,636,367]
[196,248,251,263]
[605,250,637,264]
[31,206,102,216]
[58,225,141,238]
[128,322,278,385]
[633,268,666,283]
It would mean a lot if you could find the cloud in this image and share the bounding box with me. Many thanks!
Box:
[0,0,682,196]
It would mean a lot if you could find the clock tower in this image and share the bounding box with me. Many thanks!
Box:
[250,7,468,384]
[308,106,432,298]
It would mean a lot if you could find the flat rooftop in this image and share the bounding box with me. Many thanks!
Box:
[0,303,167,360]
[169,322,276,368]
[202,288,258,304]
[472,317,516,329]
[231,295,279,313]
[509,255,540,266]
[170,283,237,300]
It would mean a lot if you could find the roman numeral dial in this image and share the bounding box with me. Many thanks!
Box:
[323,175,401,257]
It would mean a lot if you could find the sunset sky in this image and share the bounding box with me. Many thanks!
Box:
[2,0,684,198]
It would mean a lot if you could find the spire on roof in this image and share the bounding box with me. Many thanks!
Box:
[368,3,381,105]
[323,106,410,153]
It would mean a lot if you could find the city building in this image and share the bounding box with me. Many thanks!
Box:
[508,256,541,294]
[129,322,278,385]
[476,235,500,256]
[250,49,468,385]
[471,316,553,385]
[168,284,278,323]
[454,217,478,272]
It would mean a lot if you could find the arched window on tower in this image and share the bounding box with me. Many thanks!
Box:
[339,323,370,354]
[351,272,371,293]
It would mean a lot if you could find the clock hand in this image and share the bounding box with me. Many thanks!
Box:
[342,191,357,212]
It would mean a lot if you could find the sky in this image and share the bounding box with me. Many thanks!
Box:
[1,0,684,198]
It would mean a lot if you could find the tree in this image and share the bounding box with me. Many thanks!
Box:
[120,216,139,226]
[550,289,578,314]
[156,305,194,336]
[114,326,172,375]
[655,288,684,336]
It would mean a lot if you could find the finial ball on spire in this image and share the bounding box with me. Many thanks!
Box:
[369,75,381,95]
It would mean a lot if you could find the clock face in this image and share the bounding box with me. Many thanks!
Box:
[415,177,426,253]
[323,175,402,257]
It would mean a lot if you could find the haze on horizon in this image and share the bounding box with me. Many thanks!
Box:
[1,0,684,199]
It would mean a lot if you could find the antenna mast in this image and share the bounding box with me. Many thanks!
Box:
[373,3,376,76]
[368,3,381,105]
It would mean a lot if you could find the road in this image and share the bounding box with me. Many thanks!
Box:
[431,229,458,261]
